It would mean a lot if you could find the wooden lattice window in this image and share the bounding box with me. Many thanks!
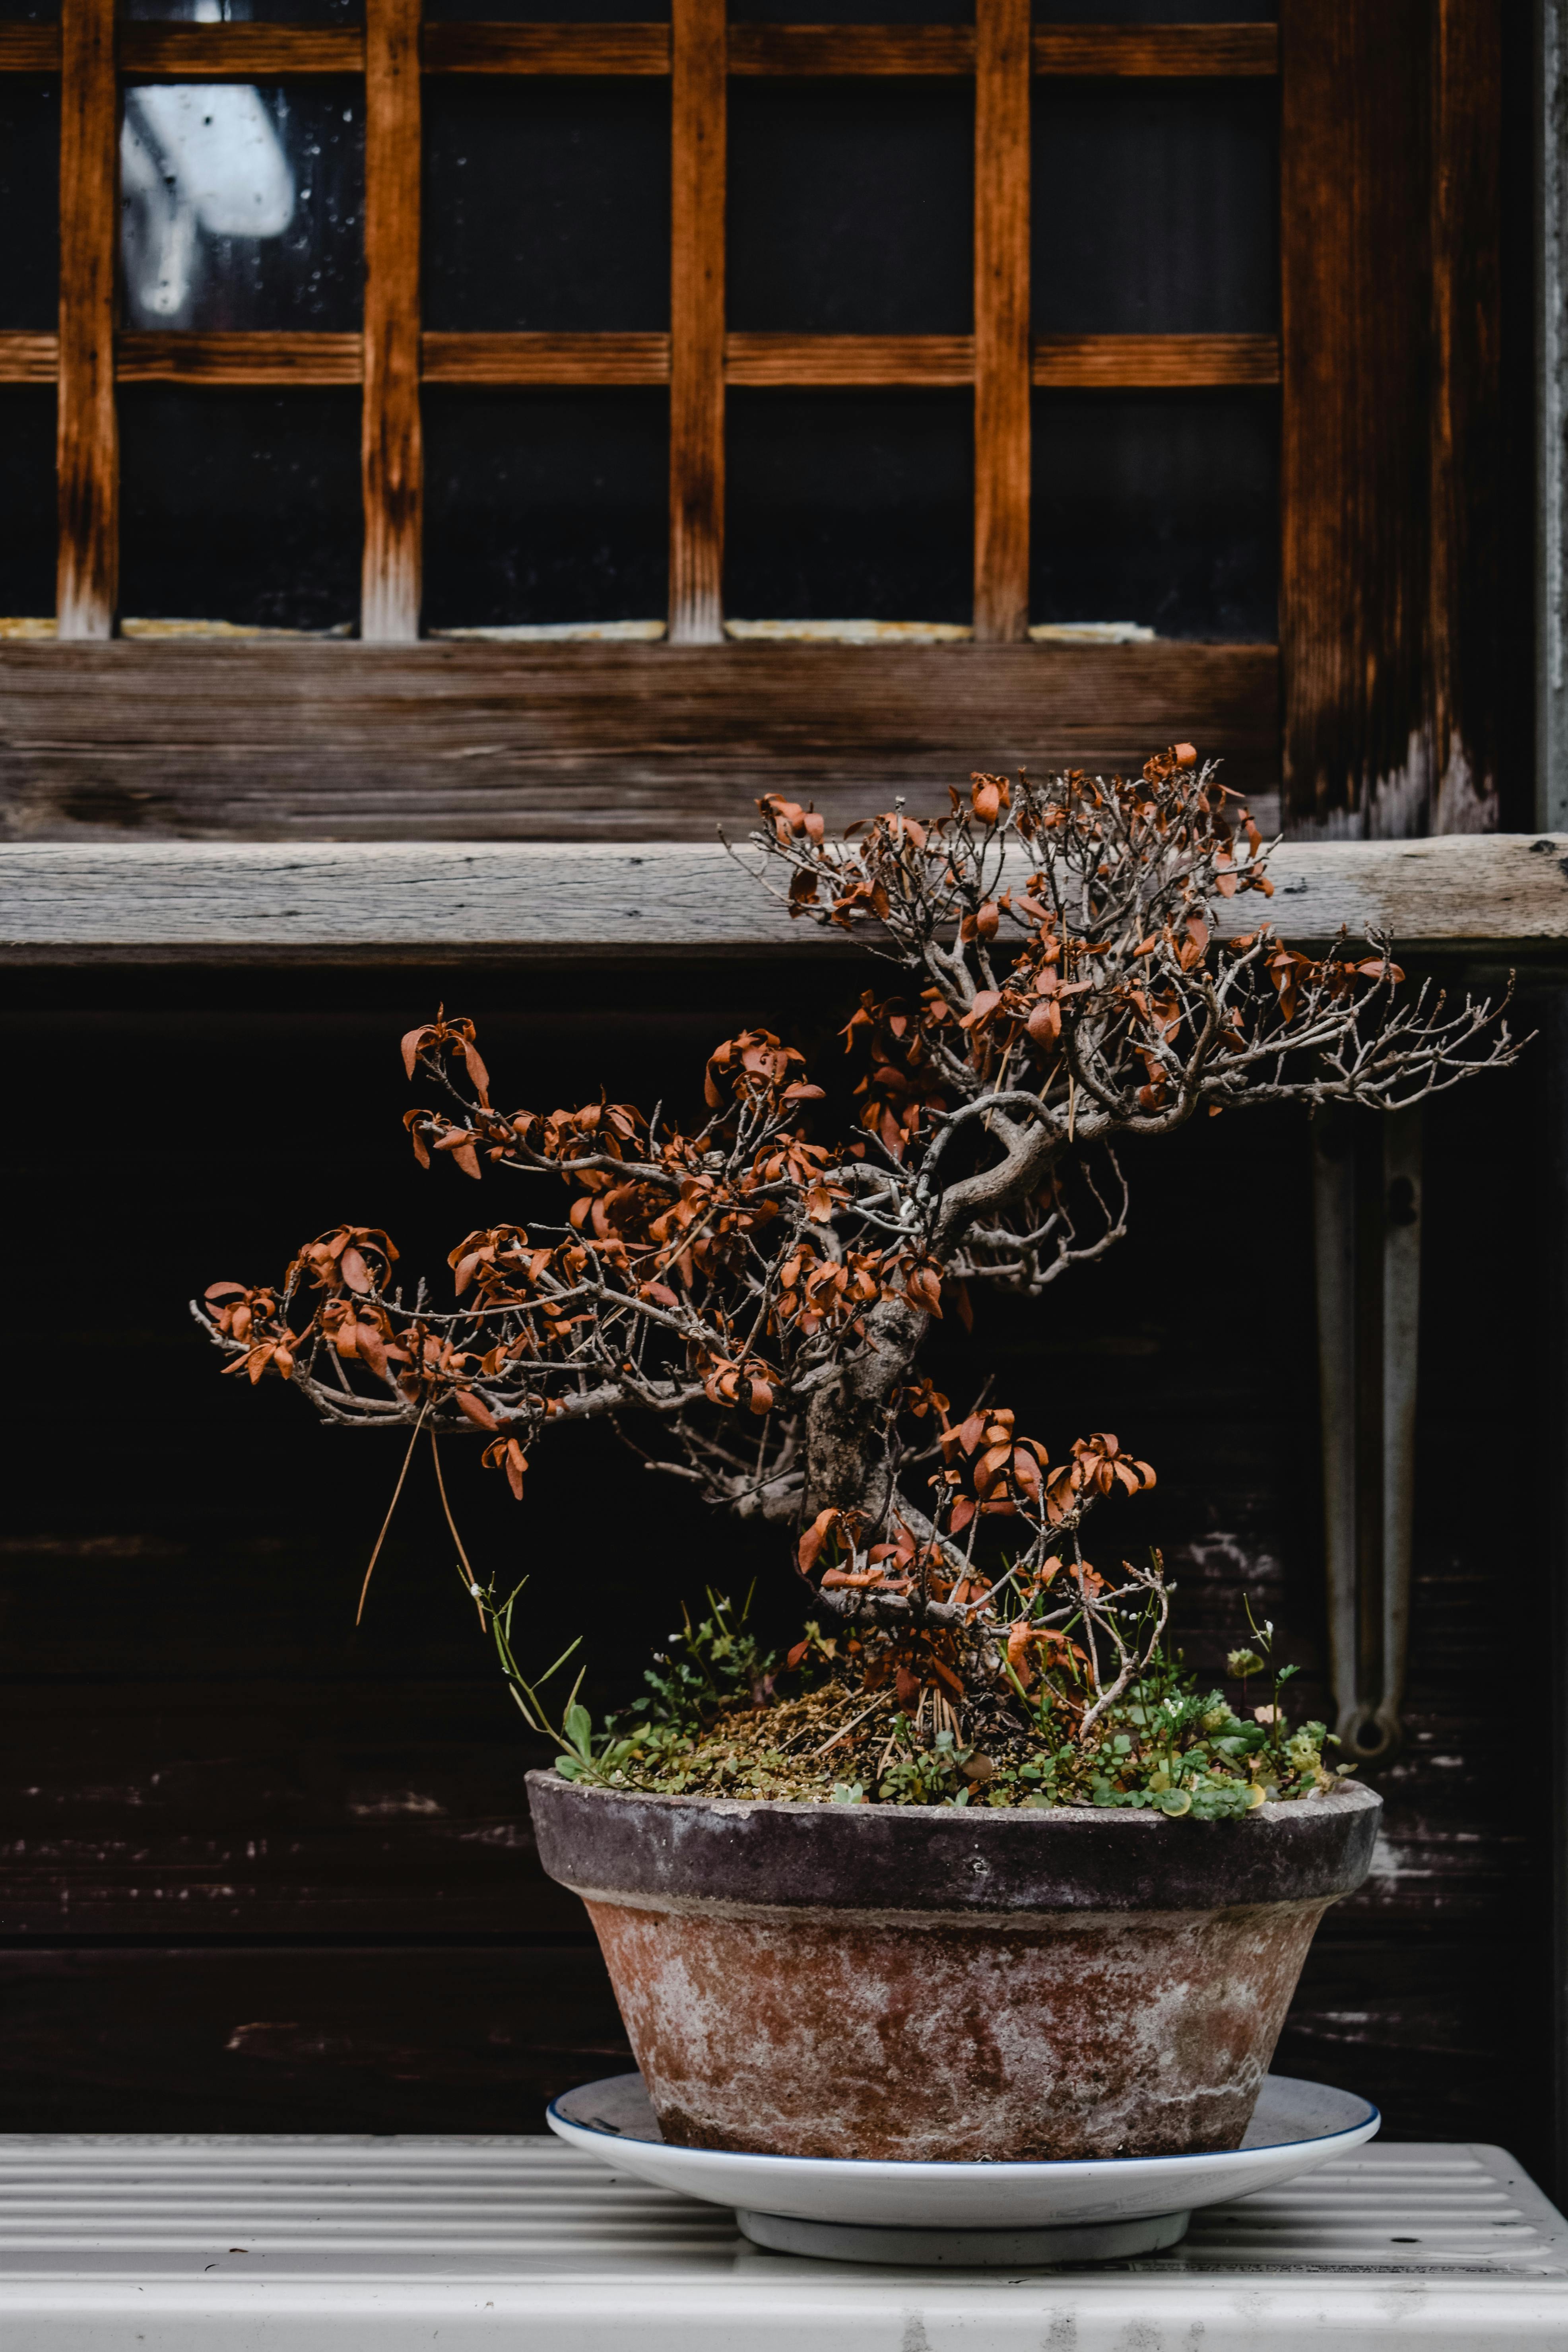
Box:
[0,2,1504,840]
[0,0,1280,636]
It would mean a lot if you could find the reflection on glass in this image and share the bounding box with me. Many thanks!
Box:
[120,0,360,26]
[120,66,362,329]
[122,86,294,321]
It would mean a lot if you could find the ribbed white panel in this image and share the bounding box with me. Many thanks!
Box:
[1,2137,1566,2350]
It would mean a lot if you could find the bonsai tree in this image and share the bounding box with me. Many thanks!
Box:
[200,749,1514,1813]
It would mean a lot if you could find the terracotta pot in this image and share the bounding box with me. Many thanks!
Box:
[527,1772,1381,2162]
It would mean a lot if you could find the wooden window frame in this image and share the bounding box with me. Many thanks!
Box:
[0,4,1502,842]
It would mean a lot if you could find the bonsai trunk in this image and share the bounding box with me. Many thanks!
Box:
[802,1294,926,1522]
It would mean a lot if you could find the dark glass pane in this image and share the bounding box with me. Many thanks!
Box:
[428,0,662,21]
[423,82,669,332]
[1030,390,1277,640]
[0,80,58,328]
[733,0,967,23]
[120,82,363,330]
[0,0,59,20]
[1033,84,1276,332]
[0,390,55,621]
[1034,1,1272,19]
[119,387,360,629]
[729,82,971,334]
[121,0,361,24]
[726,390,971,622]
[423,388,668,631]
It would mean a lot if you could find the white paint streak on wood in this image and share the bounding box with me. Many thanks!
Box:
[1,834,1565,961]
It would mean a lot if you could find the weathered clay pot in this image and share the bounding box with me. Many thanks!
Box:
[527,1772,1380,2163]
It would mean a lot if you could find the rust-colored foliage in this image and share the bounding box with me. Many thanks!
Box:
[198,751,1515,1725]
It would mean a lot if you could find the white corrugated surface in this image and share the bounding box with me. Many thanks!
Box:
[1,2135,1566,2350]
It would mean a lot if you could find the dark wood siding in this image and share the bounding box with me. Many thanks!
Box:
[0,962,1552,2180]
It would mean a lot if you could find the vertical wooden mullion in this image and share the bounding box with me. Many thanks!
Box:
[56,0,118,640]
[973,0,1030,642]
[362,0,422,642]
[669,0,726,643]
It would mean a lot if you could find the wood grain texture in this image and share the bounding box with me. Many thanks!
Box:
[0,1682,582,1938]
[4,832,1562,963]
[727,24,972,74]
[668,0,726,643]
[0,638,1277,849]
[361,0,422,644]
[117,23,364,75]
[1427,0,1502,834]
[1032,333,1281,388]
[0,16,1282,80]
[724,333,972,386]
[0,23,58,67]
[116,332,365,386]
[421,331,669,384]
[56,0,116,642]
[1031,25,1277,76]
[0,332,58,384]
[1281,0,1428,834]
[1280,0,1501,839]
[973,0,1030,643]
[421,21,668,72]
[0,1946,629,2132]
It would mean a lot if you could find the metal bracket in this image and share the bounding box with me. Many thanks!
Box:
[1313,1104,1423,1764]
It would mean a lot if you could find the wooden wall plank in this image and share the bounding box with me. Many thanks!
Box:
[361,0,422,644]
[4,827,1563,961]
[421,331,669,385]
[668,0,726,644]
[0,1946,629,2132]
[0,1682,583,1938]
[56,0,117,643]
[0,638,1279,844]
[116,333,365,386]
[421,22,668,73]
[1032,332,1281,388]
[118,24,364,75]
[973,0,1031,642]
[724,333,972,386]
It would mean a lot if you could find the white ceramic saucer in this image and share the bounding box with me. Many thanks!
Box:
[547,2070,1380,2267]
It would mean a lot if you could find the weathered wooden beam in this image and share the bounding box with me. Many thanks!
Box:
[0,639,1280,833]
[2,835,1564,964]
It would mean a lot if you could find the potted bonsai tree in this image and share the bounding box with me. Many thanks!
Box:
[200,748,1513,2165]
